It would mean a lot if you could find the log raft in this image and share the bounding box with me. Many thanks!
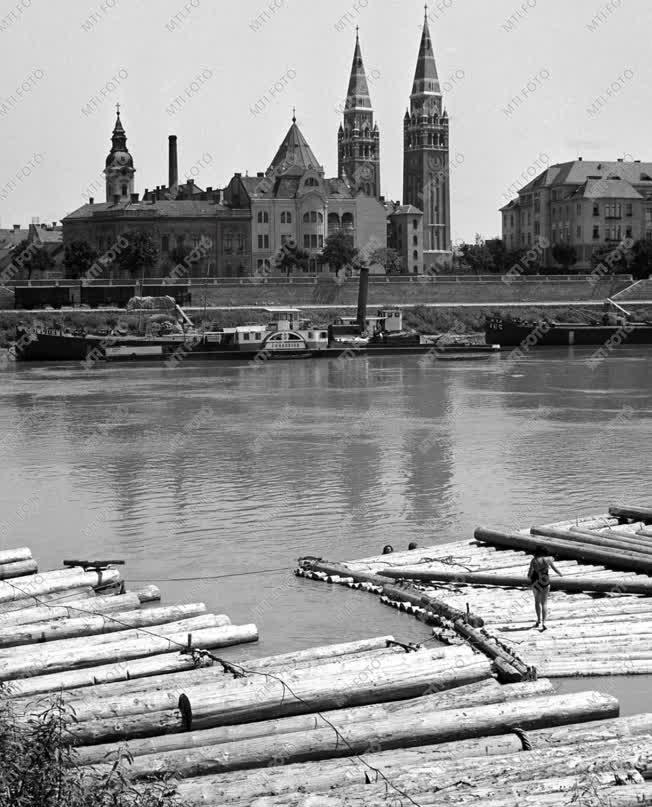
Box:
[0,512,649,806]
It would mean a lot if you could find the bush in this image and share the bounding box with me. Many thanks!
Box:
[0,692,180,807]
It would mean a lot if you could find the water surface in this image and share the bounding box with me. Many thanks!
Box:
[1,346,651,713]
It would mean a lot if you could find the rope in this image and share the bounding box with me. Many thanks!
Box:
[0,576,425,807]
[127,565,292,583]
[511,726,532,751]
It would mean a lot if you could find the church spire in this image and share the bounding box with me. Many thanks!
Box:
[338,29,381,199]
[412,8,441,98]
[104,105,135,203]
[346,26,372,111]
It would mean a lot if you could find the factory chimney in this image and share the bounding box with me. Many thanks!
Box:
[168,135,178,190]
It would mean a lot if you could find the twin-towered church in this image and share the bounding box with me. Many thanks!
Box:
[63,11,451,277]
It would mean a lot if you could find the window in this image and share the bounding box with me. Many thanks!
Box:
[576,226,582,239]
[413,235,418,245]
[161,235,170,253]
[577,204,582,216]
[593,203,600,217]
[281,211,292,224]
[413,250,418,259]
[605,203,622,219]
[257,234,269,249]
[413,219,418,230]
[225,232,233,254]
[176,235,185,249]
[121,184,128,197]
[414,266,418,273]
[626,226,633,238]
[305,178,319,187]
[593,225,600,240]
[257,211,269,224]
[626,203,633,217]
[304,235,310,249]
[98,237,105,252]
[237,233,245,253]
[243,333,250,341]
[310,234,318,248]
[534,222,540,235]
[318,235,324,248]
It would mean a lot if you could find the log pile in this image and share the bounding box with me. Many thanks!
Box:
[0,524,649,805]
[298,507,652,678]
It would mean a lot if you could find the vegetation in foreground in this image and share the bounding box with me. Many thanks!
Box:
[0,693,179,807]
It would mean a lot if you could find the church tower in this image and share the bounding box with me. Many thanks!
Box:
[104,105,136,203]
[403,10,451,267]
[338,29,381,198]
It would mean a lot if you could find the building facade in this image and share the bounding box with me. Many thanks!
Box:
[223,114,387,276]
[501,159,652,269]
[402,12,452,272]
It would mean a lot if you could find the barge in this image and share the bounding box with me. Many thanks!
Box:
[12,303,497,363]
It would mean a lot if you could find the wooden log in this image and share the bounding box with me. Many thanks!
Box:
[75,679,555,766]
[0,603,211,649]
[610,504,652,523]
[167,715,652,804]
[54,648,478,726]
[0,586,95,614]
[135,584,161,603]
[37,642,429,706]
[0,547,32,565]
[101,691,619,780]
[0,559,38,579]
[0,612,228,661]
[532,525,652,558]
[5,650,218,699]
[474,527,652,575]
[535,659,652,676]
[378,567,652,595]
[0,622,257,681]
[451,620,530,679]
[0,568,122,605]
[238,636,397,669]
[185,658,494,731]
[0,592,141,628]
[565,525,652,554]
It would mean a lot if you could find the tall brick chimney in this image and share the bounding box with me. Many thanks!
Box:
[169,135,178,189]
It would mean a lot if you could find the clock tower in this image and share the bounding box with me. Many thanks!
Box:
[104,105,136,203]
[403,9,451,269]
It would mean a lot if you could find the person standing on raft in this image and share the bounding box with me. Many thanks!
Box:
[528,546,562,631]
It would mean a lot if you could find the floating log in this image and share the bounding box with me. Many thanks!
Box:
[238,636,397,669]
[76,679,555,766]
[184,657,494,732]
[0,559,38,580]
[0,592,141,628]
[0,547,32,565]
[6,649,217,699]
[168,714,652,804]
[102,691,619,780]
[534,659,652,676]
[0,622,257,681]
[0,568,122,605]
[0,602,211,649]
[0,612,228,661]
[610,504,652,523]
[474,527,652,575]
[0,586,95,614]
[378,567,652,595]
[532,525,652,558]
[135,584,161,603]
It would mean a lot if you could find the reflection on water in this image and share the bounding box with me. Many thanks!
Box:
[0,347,651,711]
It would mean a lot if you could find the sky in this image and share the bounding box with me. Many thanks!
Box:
[0,0,650,242]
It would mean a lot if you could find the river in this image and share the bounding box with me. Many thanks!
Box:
[1,346,651,714]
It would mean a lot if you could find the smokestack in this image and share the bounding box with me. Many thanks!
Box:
[356,266,369,334]
[168,135,178,189]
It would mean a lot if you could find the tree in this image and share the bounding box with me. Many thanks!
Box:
[483,238,510,274]
[275,239,310,276]
[630,239,652,280]
[369,247,404,275]
[115,231,160,278]
[551,243,578,273]
[12,240,55,279]
[319,230,358,275]
[64,240,98,279]
[458,239,495,274]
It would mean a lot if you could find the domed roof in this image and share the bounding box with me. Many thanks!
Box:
[106,150,134,169]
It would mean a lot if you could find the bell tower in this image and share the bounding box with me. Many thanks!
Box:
[338,28,381,198]
[104,104,136,203]
[403,9,451,268]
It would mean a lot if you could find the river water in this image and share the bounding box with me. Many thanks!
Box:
[0,346,651,714]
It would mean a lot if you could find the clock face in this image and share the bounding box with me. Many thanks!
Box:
[428,155,443,170]
[116,154,129,165]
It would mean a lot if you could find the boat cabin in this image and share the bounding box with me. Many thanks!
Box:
[264,308,303,332]
[338,308,404,335]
